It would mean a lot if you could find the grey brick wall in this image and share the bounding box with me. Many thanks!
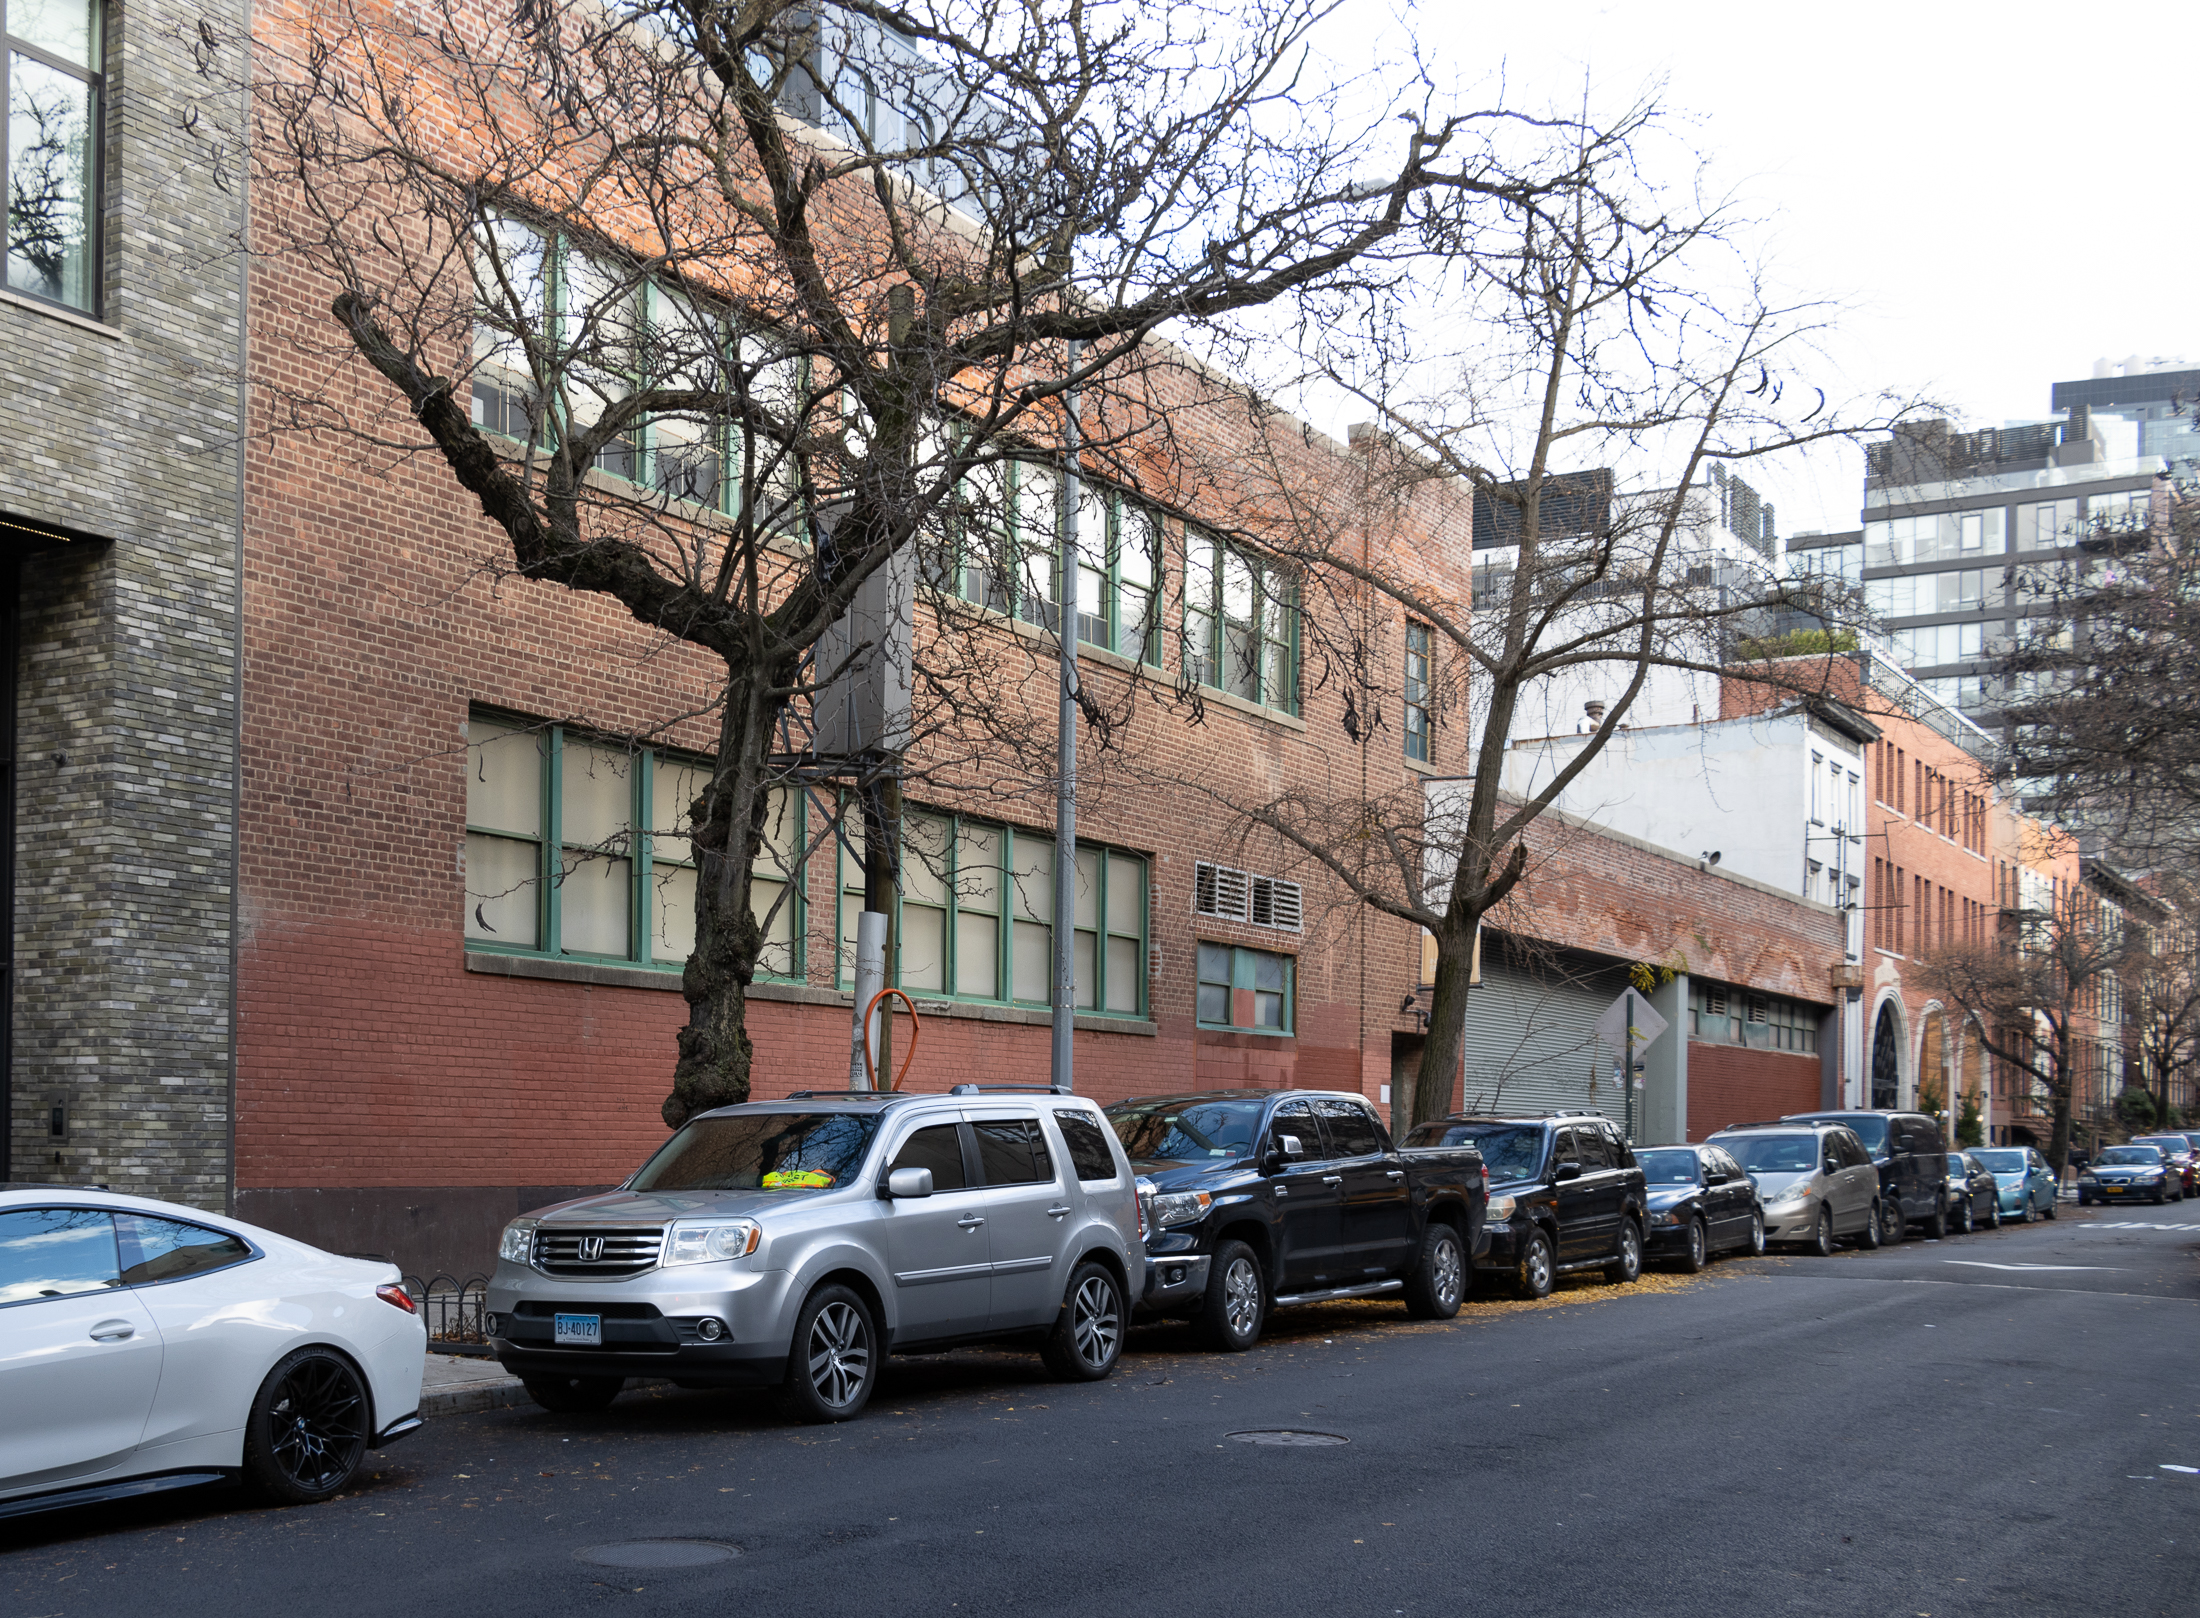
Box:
[1,0,245,1206]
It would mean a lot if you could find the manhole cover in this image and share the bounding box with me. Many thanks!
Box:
[1226,1429,1349,1447]
[575,1540,740,1569]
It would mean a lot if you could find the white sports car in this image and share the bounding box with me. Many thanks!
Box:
[0,1185,426,1519]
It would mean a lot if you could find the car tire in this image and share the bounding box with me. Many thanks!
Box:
[1923,1201,1948,1240]
[241,1346,372,1505]
[1604,1218,1643,1286]
[2022,1192,2039,1222]
[2153,1183,2167,1206]
[1745,1210,1767,1256]
[1986,1197,2002,1229]
[779,1284,879,1424]
[1195,1240,1267,1352]
[1857,1203,1882,1250]
[2044,1195,2058,1219]
[1403,1222,1466,1319]
[1042,1261,1127,1381]
[1515,1227,1556,1300]
[1880,1197,1906,1246]
[522,1373,625,1415]
[1808,1206,1834,1257]
[1676,1216,1709,1274]
[1950,1197,1974,1235]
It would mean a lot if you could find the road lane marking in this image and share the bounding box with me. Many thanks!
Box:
[2163,1465,2199,1474]
[1944,1261,2122,1272]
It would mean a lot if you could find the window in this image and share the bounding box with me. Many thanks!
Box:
[1197,942,1292,1033]
[972,1118,1053,1185]
[0,1205,117,1304]
[1184,524,1298,713]
[1052,1110,1120,1183]
[1403,622,1432,763]
[1809,752,1823,823]
[4,0,100,313]
[889,1124,968,1190]
[463,712,801,977]
[1268,1099,1321,1157]
[838,807,1146,1016]
[948,466,1160,662]
[1314,1099,1384,1159]
[2015,498,2079,551]
[114,1215,253,1286]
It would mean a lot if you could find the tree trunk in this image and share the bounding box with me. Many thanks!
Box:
[2045,1033,2074,1177]
[664,662,780,1127]
[1412,917,1477,1129]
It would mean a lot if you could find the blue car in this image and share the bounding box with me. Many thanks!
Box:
[1970,1146,2057,1222]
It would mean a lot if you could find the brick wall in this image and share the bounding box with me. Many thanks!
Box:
[1686,1042,1824,1140]
[3,3,247,1203]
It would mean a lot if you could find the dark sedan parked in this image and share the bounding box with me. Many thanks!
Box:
[2131,1135,2199,1196]
[1942,1149,2003,1234]
[1635,1143,1764,1271]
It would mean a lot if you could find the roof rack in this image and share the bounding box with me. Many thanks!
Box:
[1718,1120,1802,1131]
[1544,1108,1608,1119]
[780,1090,917,1101]
[948,1084,1073,1096]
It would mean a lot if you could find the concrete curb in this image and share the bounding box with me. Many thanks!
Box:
[419,1373,674,1421]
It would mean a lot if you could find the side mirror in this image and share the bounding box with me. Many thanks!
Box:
[1280,1134,1307,1159]
[1553,1161,1583,1182]
[1706,1169,1729,1185]
[1822,1158,1841,1177]
[884,1166,934,1199]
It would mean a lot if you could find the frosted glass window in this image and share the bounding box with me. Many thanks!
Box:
[561,743,633,850]
[955,909,998,999]
[656,862,698,963]
[468,720,543,836]
[466,834,540,947]
[560,853,631,956]
[1011,837,1052,924]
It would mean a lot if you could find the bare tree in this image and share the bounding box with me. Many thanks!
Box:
[2125,879,2200,1130]
[1913,883,2134,1173]
[214,0,1594,1122]
[1164,102,1909,1130]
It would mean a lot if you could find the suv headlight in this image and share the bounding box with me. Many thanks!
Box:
[1150,1190,1212,1229]
[1487,1195,1517,1220]
[498,1218,538,1264]
[664,1220,761,1265]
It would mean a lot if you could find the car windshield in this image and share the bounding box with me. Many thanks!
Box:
[1793,1114,1887,1152]
[1414,1123,1547,1181]
[1636,1149,1701,1186]
[627,1112,883,1191]
[2136,1137,2188,1155]
[1725,1134,1821,1173]
[1105,1098,1267,1164]
[1973,1149,2025,1172]
[2098,1146,2162,1166]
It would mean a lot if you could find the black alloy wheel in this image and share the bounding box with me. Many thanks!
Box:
[1922,1199,1948,1240]
[1880,1197,1906,1246]
[1808,1206,1835,1257]
[1857,1203,1882,1250]
[1403,1223,1466,1319]
[1515,1227,1556,1300]
[1042,1261,1126,1381]
[1604,1219,1643,1286]
[242,1347,371,1504]
[1676,1216,1709,1274]
[1196,1239,1268,1352]
[523,1374,625,1414]
[1745,1209,1767,1256]
[780,1284,879,1423]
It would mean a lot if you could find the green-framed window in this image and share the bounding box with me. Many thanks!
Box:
[836,806,1147,1015]
[949,459,1163,664]
[1184,524,1298,713]
[1404,620,1432,762]
[1196,943,1294,1034]
[462,712,804,978]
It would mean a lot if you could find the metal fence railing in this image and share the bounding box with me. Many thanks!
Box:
[406,1273,492,1356]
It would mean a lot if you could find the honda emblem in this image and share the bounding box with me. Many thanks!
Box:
[579,1236,604,1262]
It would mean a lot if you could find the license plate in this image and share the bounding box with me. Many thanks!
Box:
[553,1313,602,1347]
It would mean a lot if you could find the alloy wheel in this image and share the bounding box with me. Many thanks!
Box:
[1071,1274,1122,1370]
[267,1356,368,1494]
[805,1300,872,1411]
[1432,1232,1463,1308]
[1222,1255,1262,1338]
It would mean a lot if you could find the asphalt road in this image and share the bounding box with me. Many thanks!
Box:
[8,1207,2200,1618]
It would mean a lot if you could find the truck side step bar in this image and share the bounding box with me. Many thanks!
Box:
[1271,1279,1405,1307]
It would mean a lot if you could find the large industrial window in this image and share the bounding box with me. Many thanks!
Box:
[1184,525,1298,714]
[1196,943,1293,1034]
[949,461,1162,664]
[463,711,803,978]
[1403,622,1432,762]
[4,0,101,313]
[836,807,1147,1017]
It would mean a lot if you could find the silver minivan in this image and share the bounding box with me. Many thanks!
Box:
[485,1086,1144,1423]
[1706,1123,1881,1255]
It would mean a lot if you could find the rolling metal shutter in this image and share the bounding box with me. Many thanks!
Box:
[1458,946,1633,1118]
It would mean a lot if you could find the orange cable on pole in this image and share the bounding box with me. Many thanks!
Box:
[861,988,921,1092]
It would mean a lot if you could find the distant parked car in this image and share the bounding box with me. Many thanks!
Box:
[1634,1143,1764,1271]
[0,1187,426,1521]
[1973,1146,2058,1220]
[2078,1144,2181,1206]
[1706,1122,1881,1255]
[2131,1135,2199,1196]
[1942,1150,2002,1234]
[1783,1109,1950,1242]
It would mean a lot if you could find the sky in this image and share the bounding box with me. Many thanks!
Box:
[1313,0,2200,537]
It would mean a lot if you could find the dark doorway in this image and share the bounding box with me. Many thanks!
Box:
[1870,1002,1900,1110]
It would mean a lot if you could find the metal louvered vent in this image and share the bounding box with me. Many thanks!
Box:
[534,1227,665,1277]
[1249,875,1303,932]
[1194,862,1250,922]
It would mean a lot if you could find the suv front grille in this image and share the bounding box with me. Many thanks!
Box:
[534,1227,664,1277]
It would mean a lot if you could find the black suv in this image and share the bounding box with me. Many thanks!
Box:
[1402,1110,1649,1299]
[1781,1110,1949,1243]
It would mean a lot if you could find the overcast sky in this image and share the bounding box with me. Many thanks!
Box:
[1322,0,2198,537]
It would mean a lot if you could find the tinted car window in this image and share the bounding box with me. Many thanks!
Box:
[1636,1149,1699,1186]
[890,1124,970,1190]
[1570,1129,1612,1170]
[1314,1100,1384,1159]
[1836,1131,1870,1170]
[0,1207,120,1305]
[973,1119,1053,1186]
[1107,1098,1267,1164]
[1417,1122,1546,1180]
[2097,1146,2162,1166]
[1603,1127,1636,1168]
[1724,1134,1820,1173]
[1271,1101,1323,1161]
[115,1214,252,1286]
[1053,1111,1120,1182]
[630,1112,884,1192]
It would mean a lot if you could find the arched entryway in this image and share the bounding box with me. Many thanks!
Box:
[1871,1001,1902,1109]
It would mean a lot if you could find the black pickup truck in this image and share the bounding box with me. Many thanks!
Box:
[1102,1089,1488,1351]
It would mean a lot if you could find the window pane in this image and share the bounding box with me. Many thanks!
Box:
[890,1124,967,1191]
[560,853,632,956]
[1252,950,1286,992]
[904,812,950,907]
[11,0,101,69]
[466,832,540,947]
[468,720,542,836]
[1010,836,1052,923]
[656,860,699,964]
[1197,942,1230,985]
[562,743,633,849]
[1074,928,1095,1009]
[1119,508,1157,590]
[0,1206,117,1303]
[1054,1110,1118,1181]
[955,822,999,913]
[954,908,998,998]
[1261,637,1290,708]
[1011,918,1050,1002]
[114,1214,251,1286]
[1074,845,1100,929]
[1105,854,1143,937]
[1197,982,1230,1023]
[652,759,711,867]
[901,903,945,992]
[973,1119,1049,1186]
[1106,934,1140,1013]
[6,54,96,310]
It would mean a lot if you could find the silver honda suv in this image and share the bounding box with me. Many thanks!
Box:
[486,1086,1144,1423]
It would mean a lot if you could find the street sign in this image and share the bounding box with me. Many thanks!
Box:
[1593,990,1668,1055]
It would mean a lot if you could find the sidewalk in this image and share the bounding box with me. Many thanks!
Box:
[417,1350,673,1420]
